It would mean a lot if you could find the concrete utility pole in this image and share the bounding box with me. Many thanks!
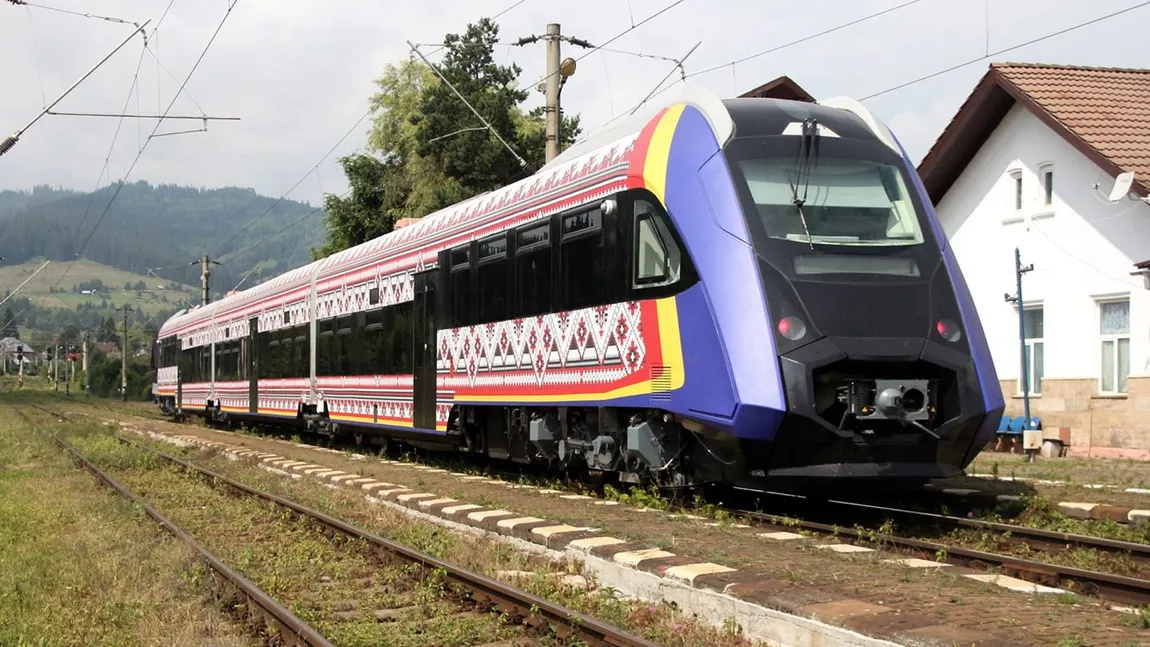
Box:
[194,255,222,306]
[1004,247,1036,462]
[53,343,59,391]
[121,304,132,401]
[513,24,590,163]
[82,333,90,398]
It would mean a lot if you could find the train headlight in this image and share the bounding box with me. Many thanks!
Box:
[935,318,962,343]
[777,316,807,341]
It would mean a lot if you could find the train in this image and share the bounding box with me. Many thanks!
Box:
[152,87,1005,490]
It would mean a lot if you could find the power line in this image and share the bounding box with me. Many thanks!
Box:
[861,1,1150,100]
[688,0,925,79]
[17,1,136,26]
[223,190,349,262]
[212,107,373,256]
[67,42,150,256]
[61,0,238,290]
[525,0,689,91]
[409,41,529,169]
[420,0,530,58]
[216,4,533,261]
[627,41,701,115]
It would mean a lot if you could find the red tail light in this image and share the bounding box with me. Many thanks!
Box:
[936,318,962,342]
[777,316,807,341]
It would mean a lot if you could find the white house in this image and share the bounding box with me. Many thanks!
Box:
[918,62,1150,456]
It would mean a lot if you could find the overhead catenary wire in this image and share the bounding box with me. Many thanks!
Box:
[860,0,1150,100]
[60,0,238,292]
[687,0,924,79]
[214,4,533,262]
[627,41,701,115]
[408,40,529,169]
[223,190,351,263]
[212,107,373,255]
[16,0,136,26]
[524,0,688,92]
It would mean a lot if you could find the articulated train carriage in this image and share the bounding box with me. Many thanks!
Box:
[153,88,1004,491]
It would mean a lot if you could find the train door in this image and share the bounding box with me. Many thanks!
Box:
[412,270,438,430]
[248,316,259,415]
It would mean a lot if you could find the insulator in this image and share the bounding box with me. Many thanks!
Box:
[0,135,18,156]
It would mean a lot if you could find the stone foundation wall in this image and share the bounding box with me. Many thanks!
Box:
[998,377,1150,453]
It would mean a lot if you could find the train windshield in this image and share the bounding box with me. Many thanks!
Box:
[735,157,924,248]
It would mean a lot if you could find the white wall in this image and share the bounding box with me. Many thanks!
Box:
[937,104,1150,389]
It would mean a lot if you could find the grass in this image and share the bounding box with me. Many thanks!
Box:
[0,410,253,647]
[110,427,768,647]
[970,452,1150,490]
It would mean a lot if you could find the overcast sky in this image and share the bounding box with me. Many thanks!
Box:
[1,0,1146,210]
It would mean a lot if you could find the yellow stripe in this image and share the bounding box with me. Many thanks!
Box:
[642,104,685,204]
[330,412,413,428]
[655,296,685,391]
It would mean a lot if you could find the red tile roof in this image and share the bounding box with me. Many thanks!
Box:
[917,62,1150,203]
[739,75,815,103]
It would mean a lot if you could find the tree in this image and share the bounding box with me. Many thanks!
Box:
[414,18,580,194]
[315,18,581,258]
[313,155,406,259]
[96,316,119,344]
[1,307,18,339]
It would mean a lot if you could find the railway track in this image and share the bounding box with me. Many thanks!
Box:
[30,396,1150,608]
[12,405,333,647]
[18,402,657,647]
[732,500,1150,607]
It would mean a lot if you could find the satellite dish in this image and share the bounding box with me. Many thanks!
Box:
[1109,171,1135,202]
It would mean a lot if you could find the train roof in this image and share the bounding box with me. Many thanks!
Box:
[158,86,897,339]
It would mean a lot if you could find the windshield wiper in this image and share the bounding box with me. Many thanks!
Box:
[784,118,820,251]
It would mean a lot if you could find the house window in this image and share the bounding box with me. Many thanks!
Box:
[1041,164,1054,207]
[1100,299,1130,393]
[1010,169,1023,211]
[1020,307,1043,395]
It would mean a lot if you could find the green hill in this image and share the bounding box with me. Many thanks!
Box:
[0,257,198,316]
[0,182,325,299]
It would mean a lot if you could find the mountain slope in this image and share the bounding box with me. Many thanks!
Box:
[0,182,327,297]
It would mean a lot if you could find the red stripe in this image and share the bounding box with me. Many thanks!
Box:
[626,108,669,188]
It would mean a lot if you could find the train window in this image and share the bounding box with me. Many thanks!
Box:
[336,317,353,374]
[356,301,414,375]
[560,208,605,310]
[369,286,380,305]
[394,300,414,374]
[316,319,334,376]
[633,199,681,288]
[515,223,551,317]
[477,235,508,324]
[293,326,309,378]
[450,246,471,328]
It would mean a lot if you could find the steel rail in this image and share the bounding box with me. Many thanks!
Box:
[48,432,335,647]
[738,508,1150,607]
[113,434,656,647]
[761,492,1150,562]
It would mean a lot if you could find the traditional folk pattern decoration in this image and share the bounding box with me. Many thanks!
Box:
[210,318,250,344]
[437,301,646,389]
[157,366,178,385]
[325,397,413,423]
[257,397,300,415]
